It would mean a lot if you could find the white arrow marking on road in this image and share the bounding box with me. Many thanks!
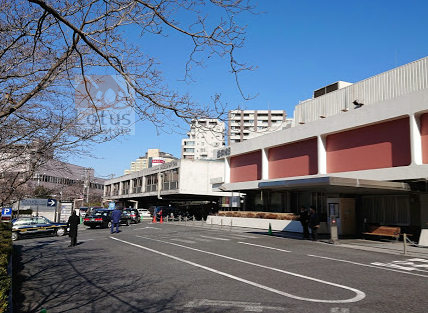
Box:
[309,254,428,278]
[117,236,366,303]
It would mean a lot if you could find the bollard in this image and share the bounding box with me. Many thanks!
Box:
[166,216,169,223]
[403,233,407,255]
[268,223,272,235]
[185,216,187,226]
[211,218,213,228]
[329,216,338,244]
[179,215,182,223]
[230,219,232,231]
[193,215,195,225]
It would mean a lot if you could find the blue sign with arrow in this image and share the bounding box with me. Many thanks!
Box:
[47,199,57,207]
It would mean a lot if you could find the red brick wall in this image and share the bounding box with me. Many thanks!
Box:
[422,113,428,164]
[327,117,411,173]
[230,151,262,182]
[268,138,318,178]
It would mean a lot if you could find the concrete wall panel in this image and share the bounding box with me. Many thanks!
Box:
[327,117,411,173]
[422,113,428,164]
[268,138,318,178]
[230,151,261,182]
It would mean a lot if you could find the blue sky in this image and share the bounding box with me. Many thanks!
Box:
[70,0,428,178]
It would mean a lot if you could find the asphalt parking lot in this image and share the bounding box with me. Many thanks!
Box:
[12,221,428,313]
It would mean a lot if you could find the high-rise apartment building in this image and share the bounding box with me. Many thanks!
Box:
[228,110,292,144]
[124,148,177,174]
[181,119,225,160]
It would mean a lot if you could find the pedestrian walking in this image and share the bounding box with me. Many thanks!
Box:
[309,207,320,241]
[67,210,80,247]
[298,206,310,239]
[111,207,122,234]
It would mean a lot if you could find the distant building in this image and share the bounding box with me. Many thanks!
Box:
[181,119,225,160]
[228,110,292,144]
[29,160,105,202]
[124,148,177,174]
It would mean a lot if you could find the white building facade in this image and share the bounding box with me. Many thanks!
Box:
[228,110,292,144]
[181,119,225,160]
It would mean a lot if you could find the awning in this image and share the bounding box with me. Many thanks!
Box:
[257,176,411,194]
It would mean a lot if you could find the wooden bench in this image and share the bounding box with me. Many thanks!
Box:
[363,225,401,240]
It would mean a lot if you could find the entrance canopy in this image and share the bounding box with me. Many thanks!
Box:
[221,176,411,194]
[257,176,410,194]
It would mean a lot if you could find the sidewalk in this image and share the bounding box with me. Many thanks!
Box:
[271,230,428,258]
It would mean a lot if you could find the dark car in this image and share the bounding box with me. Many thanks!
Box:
[12,216,68,241]
[83,209,131,229]
[124,208,141,224]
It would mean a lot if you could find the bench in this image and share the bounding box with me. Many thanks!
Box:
[363,225,401,240]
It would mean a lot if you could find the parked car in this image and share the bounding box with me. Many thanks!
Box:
[83,209,131,229]
[138,208,151,219]
[12,216,68,241]
[124,208,141,224]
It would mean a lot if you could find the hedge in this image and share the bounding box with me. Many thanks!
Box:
[0,223,12,313]
[218,211,298,220]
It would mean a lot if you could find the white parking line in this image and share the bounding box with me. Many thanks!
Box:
[238,242,291,253]
[170,238,196,244]
[227,234,257,239]
[184,299,287,311]
[308,254,428,278]
[199,235,230,241]
[133,227,161,231]
[131,235,365,303]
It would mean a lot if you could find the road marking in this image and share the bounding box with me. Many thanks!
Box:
[227,234,257,239]
[132,235,365,303]
[133,227,161,231]
[308,254,428,278]
[238,242,291,253]
[371,259,428,273]
[199,235,230,241]
[78,239,94,242]
[184,299,287,312]
[192,237,212,242]
[170,238,196,244]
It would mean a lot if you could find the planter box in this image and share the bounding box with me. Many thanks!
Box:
[206,215,303,232]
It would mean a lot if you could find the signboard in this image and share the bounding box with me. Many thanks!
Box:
[108,202,116,210]
[47,199,57,207]
[19,198,50,206]
[60,203,73,222]
[1,208,12,217]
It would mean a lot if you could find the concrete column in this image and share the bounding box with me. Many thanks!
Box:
[317,135,327,174]
[410,113,423,165]
[119,181,123,195]
[142,176,147,193]
[225,157,231,184]
[262,148,269,180]
[129,178,134,194]
[103,185,108,197]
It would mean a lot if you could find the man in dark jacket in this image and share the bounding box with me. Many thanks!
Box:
[67,210,80,247]
[309,207,320,241]
[111,207,122,234]
[298,206,310,239]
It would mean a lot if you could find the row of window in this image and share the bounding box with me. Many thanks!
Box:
[32,175,103,189]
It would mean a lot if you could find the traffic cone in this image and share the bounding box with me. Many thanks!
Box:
[160,215,163,224]
[152,215,156,223]
[268,223,272,236]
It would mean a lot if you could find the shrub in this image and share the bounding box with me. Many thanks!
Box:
[0,223,12,313]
